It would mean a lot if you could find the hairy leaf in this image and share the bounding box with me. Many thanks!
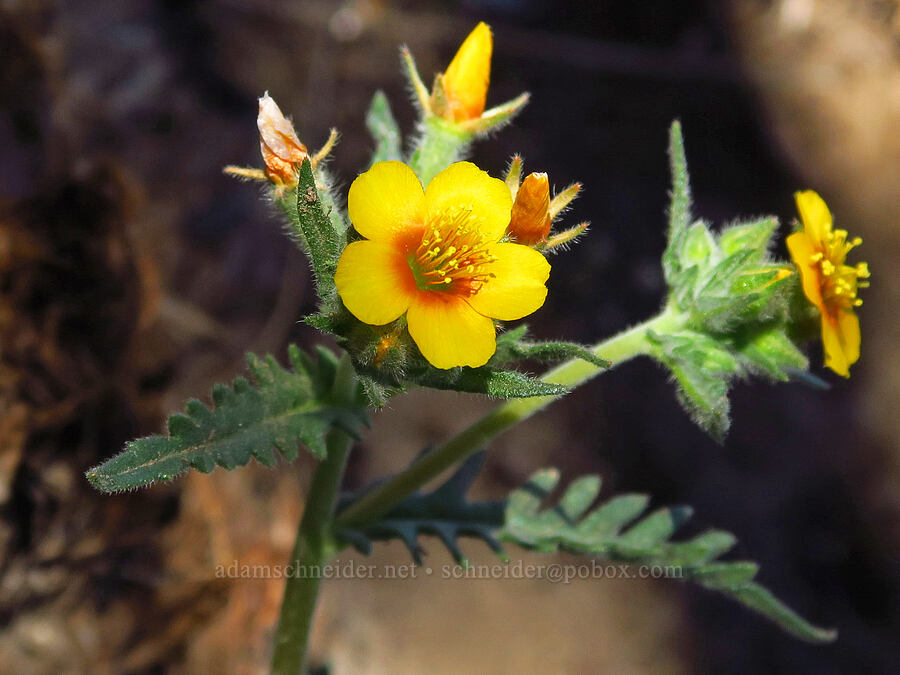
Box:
[296,159,343,299]
[501,470,837,643]
[366,90,403,165]
[493,325,610,369]
[86,346,367,492]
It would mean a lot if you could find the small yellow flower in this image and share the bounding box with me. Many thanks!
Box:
[257,94,308,186]
[787,190,870,377]
[335,161,551,369]
[508,172,552,245]
[437,22,492,123]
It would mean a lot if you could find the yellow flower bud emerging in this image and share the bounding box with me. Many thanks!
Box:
[508,172,551,245]
[257,94,308,187]
[439,22,492,123]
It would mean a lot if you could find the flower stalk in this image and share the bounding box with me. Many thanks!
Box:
[335,304,686,529]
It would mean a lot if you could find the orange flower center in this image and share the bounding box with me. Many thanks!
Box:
[407,206,497,296]
[810,228,870,311]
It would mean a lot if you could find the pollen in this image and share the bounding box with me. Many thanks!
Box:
[408,205,497,295]
[808,228,870,310]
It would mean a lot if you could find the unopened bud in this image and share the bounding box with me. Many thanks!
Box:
[508,172,551,245]
[438,22,492,122]
[258,94,308,186]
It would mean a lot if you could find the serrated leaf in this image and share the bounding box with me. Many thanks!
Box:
[500,471,837,643]
[336,452,505,564]
[86,346,367,492]
[719,217,778,260]
[296,158,343,299]
[366,90,402,165]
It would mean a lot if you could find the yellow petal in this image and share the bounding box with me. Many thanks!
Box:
[835,309,861,373]
[335,240,416,325]
[425,162,512,242]
[468,243,550,320]
[348,161,425,242]
[820,308,861,378]
[821,315,849,378]
[794,190,832,247]
[442,22,492,121]
[407,293,496,369]
[786,231,825,312]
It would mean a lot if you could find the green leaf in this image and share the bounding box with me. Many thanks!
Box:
[647,330,740,441]
[86,346,367,492]
[411,365,568,398]
[295,158,343,299]
[501,470,838,643]
[662,120,693,289]
[366,90,402,165]
[719,217,778,260]
[492,326,610,369]
[336,452,505,564]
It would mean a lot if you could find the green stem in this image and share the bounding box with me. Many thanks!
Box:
[271,429,353,674]
[408,116,473,185]
[335,305,685,529]
[271,354,358,674]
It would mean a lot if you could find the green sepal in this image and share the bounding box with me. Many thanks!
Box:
[680,220,719,270]
[647,330,739,442]
[732,324,809,381]
[295,158,344,300]
[662,120,693,291]
[719,217,778,260]
[335,452,505,565]
[365,90,403,165]
[85,346,368,493]
[500,469,838,643]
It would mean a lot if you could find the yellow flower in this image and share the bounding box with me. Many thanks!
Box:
[257,94,308,186]
[335,161,551,369]
[436,22,492,123]
[786,190,870,377]
[508,172,552,245]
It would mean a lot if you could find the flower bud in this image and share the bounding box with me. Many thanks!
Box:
[508,172,551,245]
[257,94,308,186]
[439,22,492,122]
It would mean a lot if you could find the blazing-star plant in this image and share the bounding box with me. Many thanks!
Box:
[87,22,866,673]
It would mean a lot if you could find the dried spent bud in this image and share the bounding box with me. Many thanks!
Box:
[258,94,308,186]
[508,172,551,245]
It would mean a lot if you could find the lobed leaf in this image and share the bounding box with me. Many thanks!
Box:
[500,470,838,643]
[86,346,367,493]
[336,453,505,564]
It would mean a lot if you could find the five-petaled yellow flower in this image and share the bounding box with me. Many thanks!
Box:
[786,190,870,377]
[334,161,551,369]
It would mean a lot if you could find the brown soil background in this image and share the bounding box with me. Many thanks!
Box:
[1,0,898,672]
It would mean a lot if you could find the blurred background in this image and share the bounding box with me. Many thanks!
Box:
[1,0,899,672]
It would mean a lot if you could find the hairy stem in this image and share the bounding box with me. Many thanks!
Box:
[408,116,473,184]
[335,305,684,529]
[271,429,353,674]
[271,354,358,674]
